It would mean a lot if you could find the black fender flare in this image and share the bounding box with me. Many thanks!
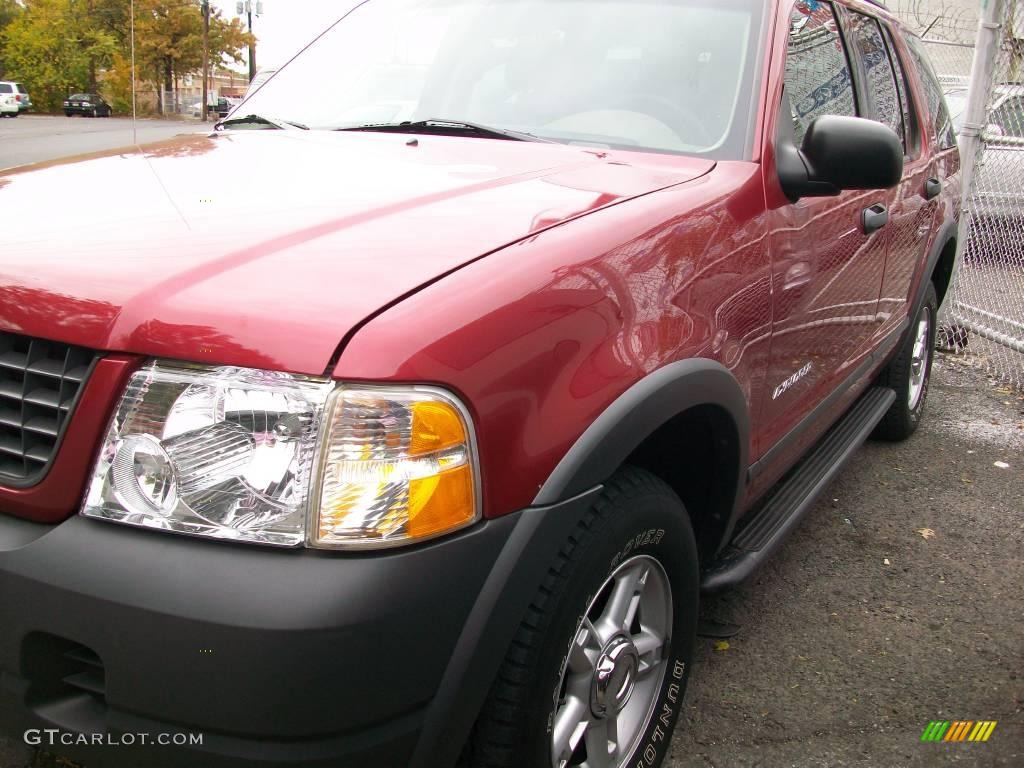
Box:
[533,358,751,543]
[914,217,957,324]
[409,360,751,767]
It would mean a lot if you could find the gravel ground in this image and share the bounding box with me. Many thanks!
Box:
[1,356,1020,768]
[669,354,1023,767]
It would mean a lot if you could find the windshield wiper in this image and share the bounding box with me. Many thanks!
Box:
[335,118,550,142]
[215,113,309,131]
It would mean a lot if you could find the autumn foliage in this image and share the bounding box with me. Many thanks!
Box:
[0,0,252,113]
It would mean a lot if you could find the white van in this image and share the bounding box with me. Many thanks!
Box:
[0,81,26,117]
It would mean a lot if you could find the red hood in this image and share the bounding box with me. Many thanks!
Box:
[0,131,713,374]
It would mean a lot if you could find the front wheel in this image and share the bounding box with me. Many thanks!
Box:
[470,467,699,768]
[873,281,938,441]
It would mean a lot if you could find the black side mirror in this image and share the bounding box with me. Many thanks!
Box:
[778,115,904,201]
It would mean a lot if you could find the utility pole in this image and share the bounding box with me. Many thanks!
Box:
[201,0,210,121]
[237,1,262,83]
[130,0,137,144]
[247,4,256,83]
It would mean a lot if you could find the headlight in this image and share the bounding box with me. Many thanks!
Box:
[82,363,480,548]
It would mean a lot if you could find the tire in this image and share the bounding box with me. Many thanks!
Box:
[470,466,699,768]
[873,281,938,441]
[65,112,72,117]
[91,108,97,118]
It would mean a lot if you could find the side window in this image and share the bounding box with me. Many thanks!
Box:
[785,2,857,146]
[905,35,957,149]
[847,12,905,149]
[882,25,919,155]
[0,84,12,94]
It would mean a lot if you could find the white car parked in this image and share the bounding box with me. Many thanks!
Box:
[0,81,24,117]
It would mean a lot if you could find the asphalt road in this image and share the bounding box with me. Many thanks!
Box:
[0,114,207,171]
[0,358,1021,768]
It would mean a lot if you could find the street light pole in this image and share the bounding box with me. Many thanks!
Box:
[201,0,210,122]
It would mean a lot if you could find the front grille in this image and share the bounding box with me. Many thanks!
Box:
[0,331,95,483]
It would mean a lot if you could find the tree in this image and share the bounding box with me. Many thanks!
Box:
[0,0,24,77]
[1,0,117,111]
[132,0,250,113]
[0,0,251,114]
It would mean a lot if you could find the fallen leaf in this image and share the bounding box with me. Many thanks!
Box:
[883,558,891,565]
[713,640,730,652]
[994,461,1010,469]
[961,477,974,485]
[916,528,936,540]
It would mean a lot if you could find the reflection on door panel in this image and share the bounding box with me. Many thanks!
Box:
[760,1,887,457]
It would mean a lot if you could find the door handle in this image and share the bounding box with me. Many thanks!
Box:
[862,204,889,235]
[924,177,941,200]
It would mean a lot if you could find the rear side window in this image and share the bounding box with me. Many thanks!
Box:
[0,84,12,94]
[16,84,27,94]
[785,2,858,146]
[846,12,905,149]
[905,35,957,149]
[881,25,918,155]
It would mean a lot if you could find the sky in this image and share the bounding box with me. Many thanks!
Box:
[211,0,357,72]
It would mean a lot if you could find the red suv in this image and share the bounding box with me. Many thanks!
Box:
[0,1,959,767]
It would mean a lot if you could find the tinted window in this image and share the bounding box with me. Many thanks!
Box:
[905,35,957,149]
[70,93,89,101]
[15,84,27,94]
[0,84,12,93]
[847,12,904,148]
[785,2,857,146]
[882,25,918,154]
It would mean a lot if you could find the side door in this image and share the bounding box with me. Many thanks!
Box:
[757,0,890,458]
[848,14,937,336]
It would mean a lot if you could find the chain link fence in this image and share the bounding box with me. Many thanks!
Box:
[894,6,1024,390]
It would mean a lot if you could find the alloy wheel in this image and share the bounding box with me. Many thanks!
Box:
[550,555,672,768]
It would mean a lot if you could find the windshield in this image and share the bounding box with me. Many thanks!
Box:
[69,94,90,101]
[239,0,764,158]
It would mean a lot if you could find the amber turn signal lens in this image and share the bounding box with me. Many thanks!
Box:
[310,387,480,549]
